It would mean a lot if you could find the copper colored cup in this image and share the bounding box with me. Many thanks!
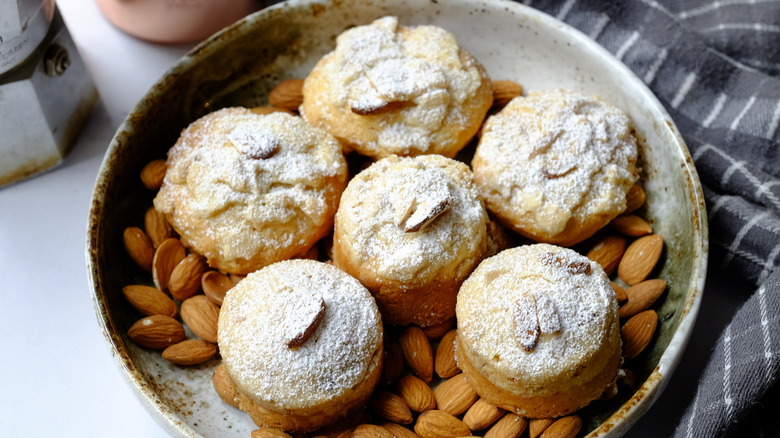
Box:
[95,0,263,44]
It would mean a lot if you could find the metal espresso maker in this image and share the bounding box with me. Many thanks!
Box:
[0,0,97,187]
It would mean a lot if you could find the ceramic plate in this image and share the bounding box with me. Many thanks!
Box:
[87,0,708,436]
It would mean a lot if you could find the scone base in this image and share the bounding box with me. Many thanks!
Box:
[483,195,617,248]
[333,234,466,327]
[230,354,383,433]
[456,334,621,419]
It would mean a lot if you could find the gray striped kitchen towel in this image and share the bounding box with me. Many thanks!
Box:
[523,0,780,436]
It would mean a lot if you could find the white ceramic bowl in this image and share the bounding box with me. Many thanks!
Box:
[87,0,708,436]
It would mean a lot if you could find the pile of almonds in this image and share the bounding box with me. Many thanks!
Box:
[120,79,666,438]
[228,323,587,438]
[585,183,665,365]
[123,166,241,366]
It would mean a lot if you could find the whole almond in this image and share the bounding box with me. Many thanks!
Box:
[162,339,217,365]
[230,273,245,285]
[314,411,371,438]
[127,315,185,349]
[414,410,470,438]
[618,279,667,319]
[491,80,523,109]
[381,342,405,386]
[435,329,461,379]
[152,238,186,292]
[250,106,295,116]
[351,424,394,438]
[335,429,355,438]
[380,423,420,438]
[141,159,167,190]
[269,79,304,111]
[397,375,436,413]
[610,214,653,237]
[251,428,293,438]
[462,398,504,431]
[622,309,658,359]
[486,218,513,257]
[529,418,555,438]
[433,373,479,416]
[399,326,434,383]
[370,390,413,425]
[586,235,627,276]
[311,427,352,438]
[169,254,209,300]
[540,415,582,438]
[422,317,456,340]
[618,234,664,285]
[122,285,178,317]
[298,244,319,260]
[181,295,220,343]
[612,282,628,303]
[485,413,527,438]
[123,227,154,272]
[213,364,240,408]
[624,184,646,214]
[202,271,233,306]
[144,206,173,248]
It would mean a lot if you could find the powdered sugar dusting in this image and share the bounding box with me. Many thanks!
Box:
[474,88,638,237]
[218,260,382,409]
[302,16,489,157]
[336,155,487,282]
[336,17,448,117]
[514,295,540,352]
[229,127,279,160]
[456,244,618,394]
[283,293,325,348]
[535,294,561,334]
[154,108,347,271]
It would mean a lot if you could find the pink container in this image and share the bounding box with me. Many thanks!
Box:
[95,0,263,44]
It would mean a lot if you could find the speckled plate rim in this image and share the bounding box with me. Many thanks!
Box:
[86,0,709,436]
[84,7,292,435]
[546,10,708,438]
[535,6,709,437]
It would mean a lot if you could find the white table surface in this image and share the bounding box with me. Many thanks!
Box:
[0,1,754,436]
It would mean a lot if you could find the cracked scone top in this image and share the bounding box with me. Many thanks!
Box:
[332,154,488,327]
[217,259,383,432]
[456,244,622,418]
[301,16,493,160]
[472,88,639,247]
[153,108,348,274]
